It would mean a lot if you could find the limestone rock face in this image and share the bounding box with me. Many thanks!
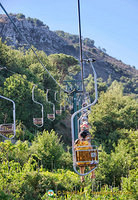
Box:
[0,14,137,82]
[0,14,70,55]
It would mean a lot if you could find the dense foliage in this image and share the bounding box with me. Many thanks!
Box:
[0,40,137,199]
[0,39,80,135]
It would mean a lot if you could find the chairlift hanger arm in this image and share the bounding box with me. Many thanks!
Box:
[46,89,55,121]
[32,85,44,127]
[73,165,97,176]
[54,91,61,102]
[32,85,44,107]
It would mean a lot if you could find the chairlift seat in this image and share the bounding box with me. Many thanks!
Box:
[0,124,14,135]
[75,141,98,167]
[56,110,62,115]
[47,114,55,119]
[33,118,43,125]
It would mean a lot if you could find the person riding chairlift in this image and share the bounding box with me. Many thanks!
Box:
[74,130,95,182]
[80,122,90,131]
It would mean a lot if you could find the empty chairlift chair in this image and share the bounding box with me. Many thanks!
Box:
[46,89,55,121]
[0,95,16,139]
[32,85,44,127]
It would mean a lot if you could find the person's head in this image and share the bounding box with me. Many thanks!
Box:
[81,116,88,122]
[79,130,90,139]
[82,102,88,107]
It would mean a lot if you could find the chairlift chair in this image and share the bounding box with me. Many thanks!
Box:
[75,143,99,167]
[80,122,90,131]
[81,109,91,118]
[46,89,55,121]
[71,60,99,176]
[32,85,44,127]
[33,118,43,125]
[78,115,88,134]
[0,95,16,139]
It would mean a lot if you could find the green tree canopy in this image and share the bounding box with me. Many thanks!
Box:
[48,54,80,82]
[30,130,72,170]
[89,81,138,152]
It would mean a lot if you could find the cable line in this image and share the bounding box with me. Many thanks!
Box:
[0,3,68,94]
[77,0,84,93]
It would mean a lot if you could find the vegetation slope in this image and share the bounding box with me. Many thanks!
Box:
[0,40,137,200]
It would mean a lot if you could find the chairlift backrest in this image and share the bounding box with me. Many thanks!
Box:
[33,118,43,125]
[47,114,55,120]
[56,110,62,115]
[0,124,14,135]
[75,144,99,167]
[0,95,16,139]
[32,85,44,127]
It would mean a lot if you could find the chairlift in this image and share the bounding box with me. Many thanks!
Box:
[71,60,99,176]
[77,114,89,133]
[0,95,16,139]
[54,91,62,115]
[32,85,44,127]
[75,143,99,167]
[80,122,90,131]
[81,108,91,118]
[46,89,55,121]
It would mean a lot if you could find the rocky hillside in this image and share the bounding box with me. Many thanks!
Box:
[0,13,137,88]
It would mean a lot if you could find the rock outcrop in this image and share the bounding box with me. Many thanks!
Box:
[0,14,137,83]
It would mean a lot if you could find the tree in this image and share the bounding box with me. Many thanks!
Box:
[48,54,80,82]
[96,129,137,187]
[85,75,107,98]
[89,81,138,152]
[30,130,65,170]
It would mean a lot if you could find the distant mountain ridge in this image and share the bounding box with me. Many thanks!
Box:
[0,13,137,93]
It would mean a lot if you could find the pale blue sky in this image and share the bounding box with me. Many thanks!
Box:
[1,0,138,69]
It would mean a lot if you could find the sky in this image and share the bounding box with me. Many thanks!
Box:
[0,0,138,69]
